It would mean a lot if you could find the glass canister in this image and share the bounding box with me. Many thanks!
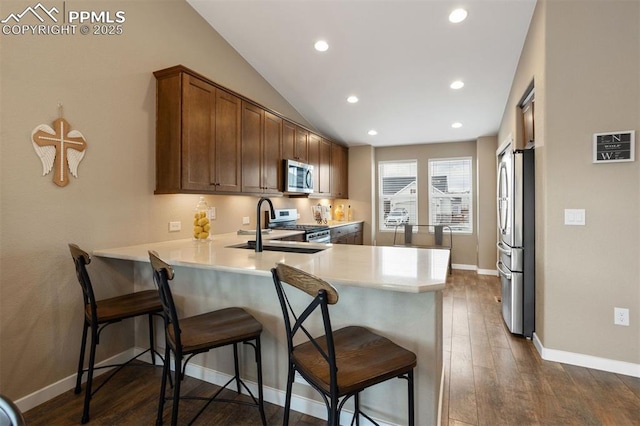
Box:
[193,196,211,241]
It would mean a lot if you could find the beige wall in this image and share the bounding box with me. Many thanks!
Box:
[0,0,319,401]
[476,136,498,272]
[499,0,639,364]
[347,145,376,245]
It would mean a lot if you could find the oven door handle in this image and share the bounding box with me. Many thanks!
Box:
[496,241,512,255]
[496,261,512,280]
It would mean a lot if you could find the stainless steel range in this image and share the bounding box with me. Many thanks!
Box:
[266,209,331,243]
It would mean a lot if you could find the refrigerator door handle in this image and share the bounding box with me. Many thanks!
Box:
[496,261,512,280]
[496,241,511,255]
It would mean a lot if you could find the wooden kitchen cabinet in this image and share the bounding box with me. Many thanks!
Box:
[307,132,320,193]
[330,222,363,245]
[263,111,283,193]
[154,65,343,197]
[282,120,309,163]
[241,103,282,194]
[295,126,309,163]
[317,138,332,196]
[331,142,348,198]
[154,66,241,194]
[282,120,295,161]
[308,133,333,198]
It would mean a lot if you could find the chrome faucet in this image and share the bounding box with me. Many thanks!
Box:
[255,197,275,252]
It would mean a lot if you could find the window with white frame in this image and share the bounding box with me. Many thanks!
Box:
[378,160,417,231]
[428,157,473,233]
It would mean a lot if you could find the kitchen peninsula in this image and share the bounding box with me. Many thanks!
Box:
[93,232,449,425]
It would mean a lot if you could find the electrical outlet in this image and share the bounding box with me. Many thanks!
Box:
[209,207,216,220]
[564,209,586,226]
[614,307,629,326]
[169,221,181,232]
[242,216,250,225]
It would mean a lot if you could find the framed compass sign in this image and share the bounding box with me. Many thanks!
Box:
[593,130,635,163]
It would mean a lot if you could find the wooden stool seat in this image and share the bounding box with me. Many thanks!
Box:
[88,289,162,323]
[293,325,416,396]
[69,243,164,424]
[167,307,262,353]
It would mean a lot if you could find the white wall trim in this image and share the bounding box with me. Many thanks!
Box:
[533,333,640,378]
[451,263,476,271]
[14,348,138,412]
[477,268,498,276]
[451,264,498,276]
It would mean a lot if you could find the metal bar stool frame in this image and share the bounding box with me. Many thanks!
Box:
[149,251,267,426]
[271,263,416,426]
[69,243,165,424]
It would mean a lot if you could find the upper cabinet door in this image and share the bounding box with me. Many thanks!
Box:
[331,143,348,198]
[241,101,264,193]
[318,138,332,195]
[307,133,320,192]
[263,111,283,193]
[282,120,296,161]
[182,74,216,192]
[295,126,309,163]
[213,89,242,192]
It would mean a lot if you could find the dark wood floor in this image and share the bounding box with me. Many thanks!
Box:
[23,270,640,425]
[441,271,640,426]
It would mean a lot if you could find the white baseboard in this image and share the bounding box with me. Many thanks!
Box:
[477,268,498,276]
[14,348,138,412]
[451,263,476,271]
[533,333,640,378]
[450,264,498,276]
[14,346,397,425]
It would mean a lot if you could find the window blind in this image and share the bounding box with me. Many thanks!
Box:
[378,160,418,230]
[428,157,473,233]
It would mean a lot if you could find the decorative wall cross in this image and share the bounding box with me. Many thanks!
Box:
[31,106,87,187]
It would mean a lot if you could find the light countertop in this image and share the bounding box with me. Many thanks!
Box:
[93,231,449,293]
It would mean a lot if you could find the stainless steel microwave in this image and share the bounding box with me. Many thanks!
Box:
[285,159,314,193]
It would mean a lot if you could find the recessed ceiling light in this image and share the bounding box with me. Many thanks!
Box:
[368,130,378,136]
[347,95,359,103]
[450,80,465,90]
[449,8,468,23]
[451,122,463,128]
[314,40,329,52]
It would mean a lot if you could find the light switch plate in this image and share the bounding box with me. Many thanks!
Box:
[242,216,250,225]
[564,209,586,226]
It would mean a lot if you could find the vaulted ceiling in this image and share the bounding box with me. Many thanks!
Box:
[188,0,536,147]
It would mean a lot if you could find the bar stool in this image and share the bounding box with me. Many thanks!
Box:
[271,263,417,426]
[69,243,164,424]
[148,251,266,426]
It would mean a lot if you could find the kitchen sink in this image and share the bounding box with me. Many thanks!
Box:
[227,241,328,254]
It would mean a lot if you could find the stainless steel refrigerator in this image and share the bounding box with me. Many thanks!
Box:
[496,142,535,338]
